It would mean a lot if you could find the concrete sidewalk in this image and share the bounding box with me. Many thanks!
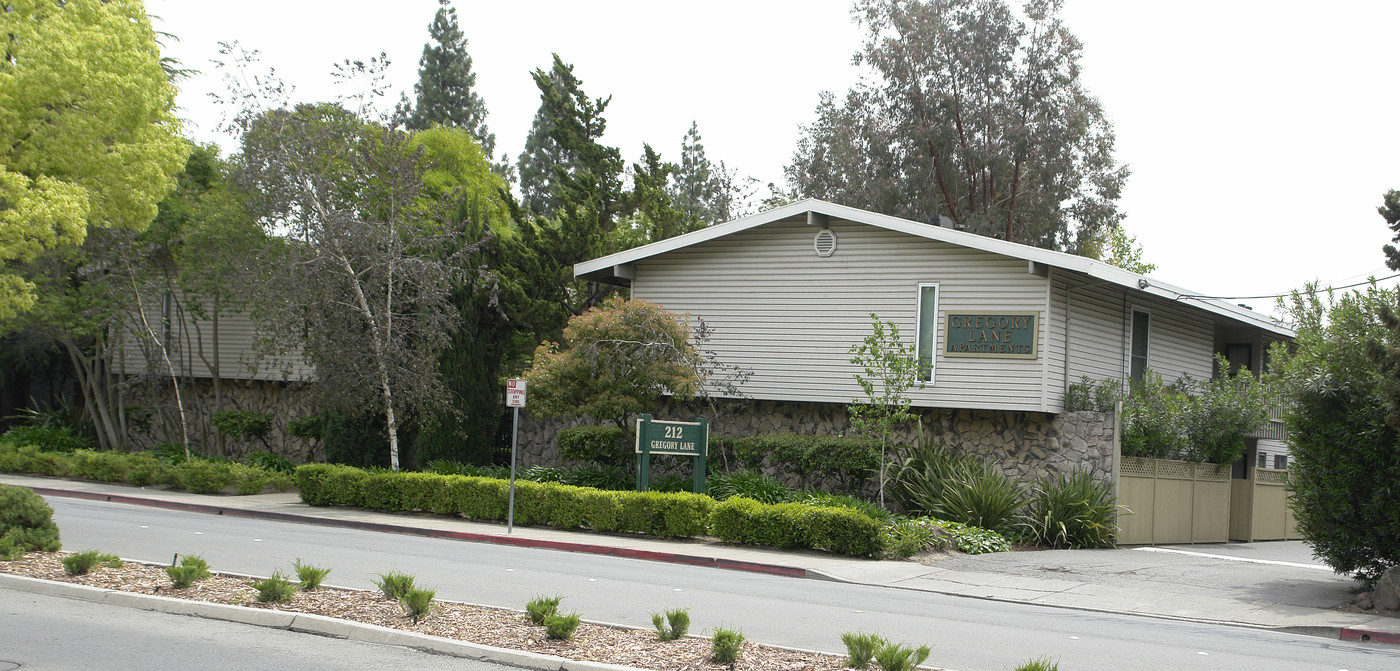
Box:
[5,473,1398,645]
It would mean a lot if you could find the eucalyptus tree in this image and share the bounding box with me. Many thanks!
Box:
[787,0,1128,253]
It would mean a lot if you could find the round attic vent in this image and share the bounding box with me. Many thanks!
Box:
[813,228,837,257]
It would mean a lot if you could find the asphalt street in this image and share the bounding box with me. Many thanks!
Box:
[37,495,1400,671]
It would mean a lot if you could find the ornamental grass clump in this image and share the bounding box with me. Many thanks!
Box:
[1020,471,1118,549]
[292,558,331,590]
[373,571,417,600]
[873,641,931,671]
[841,631,887,669]
[62,550,122,575]
[165,554,211,588]
[400,587,436,624]
[651,607,690,641]
[1014,657,1060,671]
[710,627,745,664]
[253,570,297,603]
[526,594,562,625]
[544,612,581,640]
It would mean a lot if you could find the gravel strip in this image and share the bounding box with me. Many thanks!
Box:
[2,552,859,671]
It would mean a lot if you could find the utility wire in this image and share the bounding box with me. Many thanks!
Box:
[1173,272,1400,302]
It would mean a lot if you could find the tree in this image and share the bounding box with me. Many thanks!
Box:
[0,0,187,319]
[1273,283,1400,583]
[522,296,702,429]
[1096,225,1156,275]
[848,312,921,507]
[670,122,730,225]
[786,0,1128,253]
[1379,189,1400,271]
[230,51,488,471]
[401,0,510,178]
[615,145,700,248]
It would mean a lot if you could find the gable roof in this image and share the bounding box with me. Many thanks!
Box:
[576,199,1293,338]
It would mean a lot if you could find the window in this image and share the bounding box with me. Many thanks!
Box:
[1225,343,1252,376]
[915,283,939,383]
[1130,310,1150,383]
[1274,454,1288,470]
[1257,451,1268,468]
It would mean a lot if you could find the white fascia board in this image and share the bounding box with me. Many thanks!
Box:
[574,198,1294,338]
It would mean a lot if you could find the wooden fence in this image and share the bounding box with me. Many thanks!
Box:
[1229,467,1301,542]
[1117,457,1232,544]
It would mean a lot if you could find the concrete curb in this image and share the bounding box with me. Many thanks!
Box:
[0,572,647,670]
[28,486,811,579]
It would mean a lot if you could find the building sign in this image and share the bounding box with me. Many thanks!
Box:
[634,414,708,494]
[944,312,1039,358]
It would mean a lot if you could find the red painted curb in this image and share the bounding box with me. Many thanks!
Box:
[29,486,811,579]
[1340,627,1400,645]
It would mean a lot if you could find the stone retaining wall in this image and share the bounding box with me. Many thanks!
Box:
[515,398,1116,485]
[124,378,319,462]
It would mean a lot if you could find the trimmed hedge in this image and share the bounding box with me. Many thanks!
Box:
[710,496,882,556]
[726,433,881,492]
[0,441,294,495]
[294,465,714,538]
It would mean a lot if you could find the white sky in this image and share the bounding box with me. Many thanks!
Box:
[147,0,1400,317]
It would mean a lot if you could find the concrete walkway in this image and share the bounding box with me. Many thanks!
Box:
[5,473,1397,645]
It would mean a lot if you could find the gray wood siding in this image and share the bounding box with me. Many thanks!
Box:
[633,220,1055,412]
[1136,296,1215,383]
[114,293,310,382]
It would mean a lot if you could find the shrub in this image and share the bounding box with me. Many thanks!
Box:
[544,612,582,640]
[706,470,794,504]
[877,518,949,558]
[729,433,881,493]
[286,415,324,440]
[1273,285,1400,583]
[526,595,562,625]
[891,441,1024,535]
[211,410,274,447]
[253,570,297,603]
[62,550,121,575]
[561,464,631,491]
[1020,472,1118,549]
[0,484,61,559]
[167,555,211,588]
[1015,658,1060,671]
[652,607,690,641]
[152,441,191,465]
[710,627,745,664]
[798,490,893,524]
[2,425,91,453]
[708,497,882,556]
[935,520,1012,555]
[557,425,630,468]
[373,571,417,600]
[0,442,72,477]
[841,631,887,669]
[242,450,294,474]
[292,558,330,590]
[400,586,436,623]
[873,642,931,671]
[1062,376,1120,413]
[167,459,234,494]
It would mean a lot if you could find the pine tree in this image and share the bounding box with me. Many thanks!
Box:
[404,0,495,158]
[670,121,722,224]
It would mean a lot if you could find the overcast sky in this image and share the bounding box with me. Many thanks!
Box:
[146,0,1400,318]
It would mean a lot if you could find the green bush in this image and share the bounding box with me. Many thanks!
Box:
[2,425,91,453]
[729,433,880,493]
[1062,376,1121,413]
[0,483,61,559]
[211,410,274,446]
[1272,285,1400,583]
[242,450,294,474]
[706,470,794,504]
[560,464,631,491]
[544,612,581,640]
[166,554,211,588]
[0,442,72,477]
[841,631,887,669]
[557,425,630,468]
[877,518,950,558]
[526,594,562,625]
[797,490,893,523]
[651,607,690,641]
[710,627,745,664]
[891,442,1024,535]
[62,550,121,575]
[1121,363,1273,464]
[873,642,931,671]
[708,497,882,556]
[400,587,435,623]
[373,571,418,600]
[292,558,330,590]
[253,570,297,603]
[1020,471,1118,549]
[166,459,234,494]
[1014,657,1060,671]
[286,415,324,440]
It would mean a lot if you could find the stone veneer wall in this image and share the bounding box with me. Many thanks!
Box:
[124,378,319,463]
[516,398,1117,485]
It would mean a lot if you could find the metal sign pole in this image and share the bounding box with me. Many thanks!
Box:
[507,404,519,534]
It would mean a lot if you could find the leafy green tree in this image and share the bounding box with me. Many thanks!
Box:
[615,145,700,248]
[1097,225,1157,275]
[786,0,1127,253]
[670,121,731,225]
[402,0,507,175]
[1272,283,1400,583]
[522,296,701,429]
[1379,189,1400,271]
[0,0,187,318]
[848,313,921,507]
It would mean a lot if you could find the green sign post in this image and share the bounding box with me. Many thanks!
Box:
[634,414,708,494]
